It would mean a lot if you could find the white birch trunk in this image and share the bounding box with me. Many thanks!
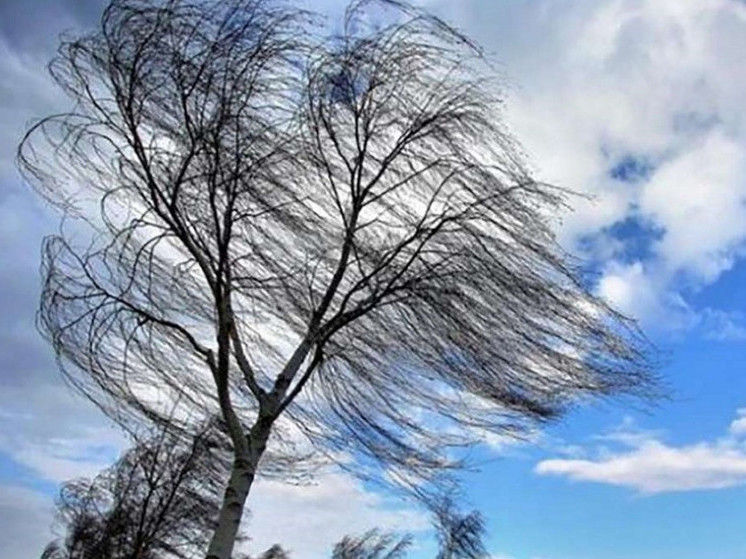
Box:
[206,426,269,559]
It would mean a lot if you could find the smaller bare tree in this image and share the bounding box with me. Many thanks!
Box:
[432,500,487,559]
[41,423,229,559]
[332,531,412,559]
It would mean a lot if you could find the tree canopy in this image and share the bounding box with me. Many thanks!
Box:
[20,0,657,557]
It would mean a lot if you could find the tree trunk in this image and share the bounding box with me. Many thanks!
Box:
[206,427,269,559]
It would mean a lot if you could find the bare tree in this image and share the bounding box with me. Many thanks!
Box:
[20,0,657,557]
[41,424,229,559]
[332,531,412,559]
[432,500,487,559]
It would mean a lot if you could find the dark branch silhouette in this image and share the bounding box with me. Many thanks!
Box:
[41,423,229,559]
[20,0,658,557]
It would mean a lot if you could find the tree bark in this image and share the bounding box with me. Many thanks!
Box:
[206,426,270,559]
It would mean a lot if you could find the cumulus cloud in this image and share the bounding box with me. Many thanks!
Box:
[535,411,746,494]
[640,130,746,283]
[427,0,746,334]
[597,261,660,319]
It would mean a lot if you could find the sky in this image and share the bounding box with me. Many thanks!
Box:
[1,0,745,558]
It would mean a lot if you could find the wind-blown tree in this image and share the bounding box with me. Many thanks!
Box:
[41,424,229,559]
[20,0,656,557]
[431,500,487,559]
[331,531,411,559]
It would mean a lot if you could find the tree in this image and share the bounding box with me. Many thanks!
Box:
[20,0,656,557]
[331,530,412,559]
[432,500,487,559]
[41,424,229,559]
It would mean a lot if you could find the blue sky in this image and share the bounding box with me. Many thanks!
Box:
[1,0,746,558]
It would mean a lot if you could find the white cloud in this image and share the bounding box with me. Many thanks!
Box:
[430,0,746,333]
[596,260,703,333]
[730,409,746,436]
[640,131,746,283]
[597,261,659,319]
[535,410,746,494]
[1,425,124,484]
[240,470,429,559]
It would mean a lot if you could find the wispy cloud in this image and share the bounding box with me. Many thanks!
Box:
[535,411,746,494]
[0,423,124,484]
[698,309,746,342]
